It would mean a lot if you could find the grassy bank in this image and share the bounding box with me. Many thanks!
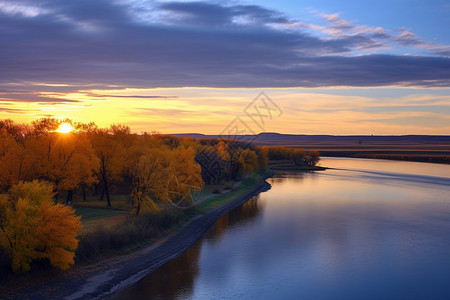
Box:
[0,169,272,288]
[75,170,271,264]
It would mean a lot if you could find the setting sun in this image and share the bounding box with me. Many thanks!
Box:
[57,123,73,133]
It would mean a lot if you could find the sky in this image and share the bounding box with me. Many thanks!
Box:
[0,0,449,135]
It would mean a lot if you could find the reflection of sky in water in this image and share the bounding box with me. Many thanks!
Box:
[319,157,450,179]
[111,158,450,300]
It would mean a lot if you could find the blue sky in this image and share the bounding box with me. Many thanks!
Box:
[0,0,449,134]
[253,0,450,44]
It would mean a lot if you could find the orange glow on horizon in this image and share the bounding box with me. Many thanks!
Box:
[0,86,449,135]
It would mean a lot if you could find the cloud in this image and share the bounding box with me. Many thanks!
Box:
[84,93,178,99]
[0,106,31,114]
[0,95,80,104]
[158,2,290,27]
[316,12,450,57]
[394,29,450,57]
[0,0,449,88]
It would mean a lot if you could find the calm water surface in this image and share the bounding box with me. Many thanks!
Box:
[111,158,450,300]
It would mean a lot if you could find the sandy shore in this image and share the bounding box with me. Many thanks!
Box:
[5,174,272,300]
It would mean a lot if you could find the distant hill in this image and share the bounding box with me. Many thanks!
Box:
[172,132,450,143]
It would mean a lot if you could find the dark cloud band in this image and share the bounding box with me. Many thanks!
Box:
[1,0,449,88]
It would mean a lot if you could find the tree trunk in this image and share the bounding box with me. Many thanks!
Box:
[66,190,73,205]
[82,185,86,201]
[102,174,112,207]
[136,203,141,216]
[100,185,105,201]
[105,182,111,207]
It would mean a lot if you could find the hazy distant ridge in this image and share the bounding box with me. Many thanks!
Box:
[172,133,450,143]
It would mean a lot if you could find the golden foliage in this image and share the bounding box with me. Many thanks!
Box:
[0,118,271,215]
[129,144,204,214]
[90,126,134,207]
[129,148,170,215]
[0,131,27,191]
[264,145,320,166]
[25,132,98,195]
[166,147,204,206]
[0,181,81,272]
[238,148,259,175]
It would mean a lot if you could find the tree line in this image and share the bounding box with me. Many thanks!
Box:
[264,146,320,166]
[0,118,320,273]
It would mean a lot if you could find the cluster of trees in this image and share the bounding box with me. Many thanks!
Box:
[0,118,207,272]
[263,146,320,167]
[195,139,268,184]
[0,118,319,273]
[0,119,205,213]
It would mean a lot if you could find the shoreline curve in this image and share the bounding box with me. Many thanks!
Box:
[12,172,273,300]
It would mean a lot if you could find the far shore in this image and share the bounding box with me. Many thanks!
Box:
[2,171,274,300]
[269,164,327,171]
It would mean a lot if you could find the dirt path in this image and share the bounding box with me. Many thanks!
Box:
[4,176,271,300]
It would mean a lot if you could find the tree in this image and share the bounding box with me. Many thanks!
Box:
[305,150,320,166]
[0,130,28,192]
[0,181,81,272]
[90,126,133,207]
[31,117,61,135]
[195,145,224,184]
[291,149,306,166]
[129,149,170,216]
[238,148,259,176]
[0,119,30,142]
[166,147,204,207]
[25,131,98,203]
[255,146,269,171]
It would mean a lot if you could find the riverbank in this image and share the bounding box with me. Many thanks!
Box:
[268,161,327,171]
[1,171,273,300]
[107,157,450,300]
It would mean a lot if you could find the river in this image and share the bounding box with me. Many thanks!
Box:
[110,157,450,300]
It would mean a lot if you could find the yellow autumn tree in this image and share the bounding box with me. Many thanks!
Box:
[0,180,82,272]
[255,146,269,171]
[291,148,306,166]
[129,148,171,216]
[305,150,320,166]
[166,147,204,207]
[25,130,98,203]
[90,126,133,207]
[238,148,259,176]
[0,130,25,191]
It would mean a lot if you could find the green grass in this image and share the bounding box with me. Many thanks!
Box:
[73,194,131,210]
[75,207,128,223]
[195,171,267,213]
[75,207,129,233]
[74,172,269,230]
[73,170,269,253]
